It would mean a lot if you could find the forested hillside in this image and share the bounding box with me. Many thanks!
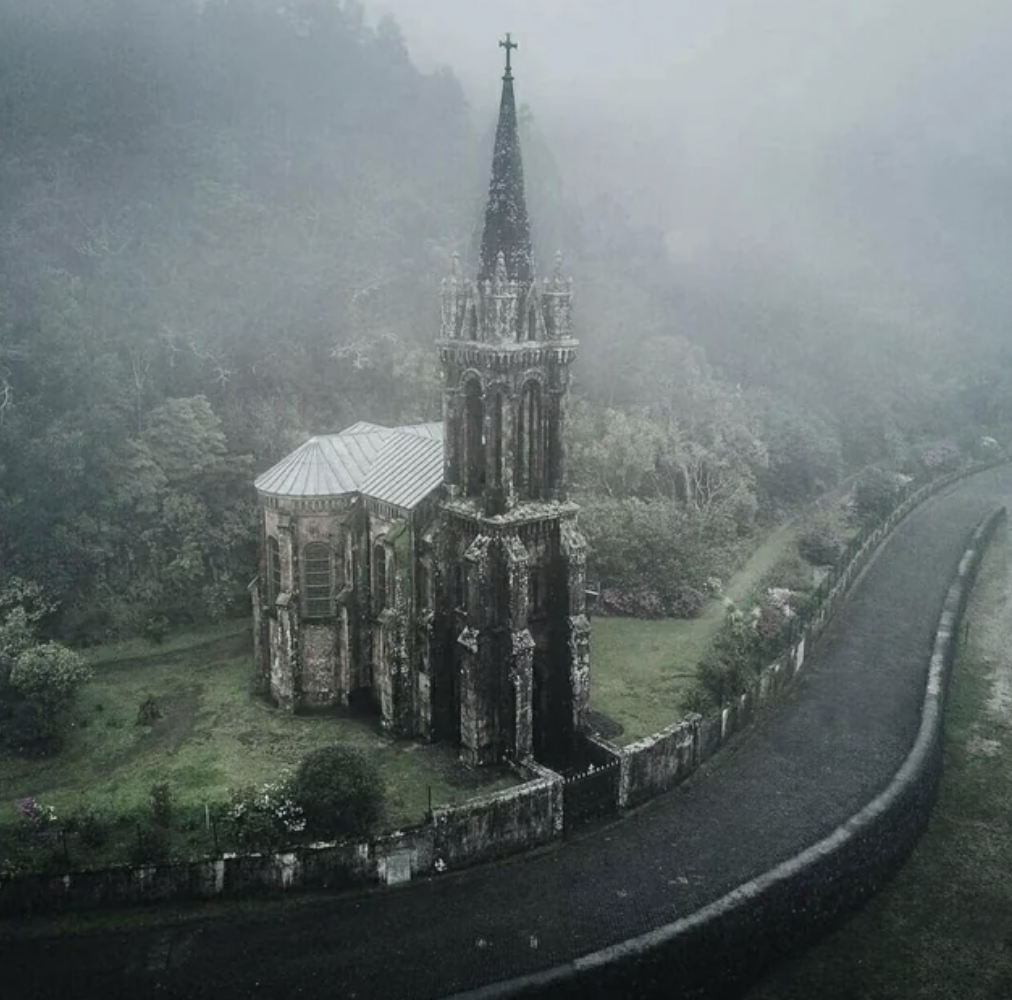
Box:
[0,0,1002,644]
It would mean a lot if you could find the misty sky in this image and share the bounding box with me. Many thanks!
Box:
[371,0,1012,339]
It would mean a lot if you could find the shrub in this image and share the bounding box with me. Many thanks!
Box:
[797,516,844,566]
[143,615,169,644]
[129,824,170,865]
[136,695,162,726]
[670,584,705,619]
[150,781,174,828]
[291,745,384,840]
[72,806,108,849]
[226,779,305,852]
[852,468,907,527]
[5,642,92,749]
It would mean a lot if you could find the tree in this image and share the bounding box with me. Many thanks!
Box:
[291,745,384,840]
[5,643,91,749]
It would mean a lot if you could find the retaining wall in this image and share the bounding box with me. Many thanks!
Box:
[0,765,565,915]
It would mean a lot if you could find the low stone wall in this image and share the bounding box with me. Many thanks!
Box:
[430,764,562,870]
[0,765,565,915]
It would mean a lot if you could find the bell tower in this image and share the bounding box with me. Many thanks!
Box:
[433,37,591,767]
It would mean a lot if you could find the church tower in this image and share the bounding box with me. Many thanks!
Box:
[433,37,591,767]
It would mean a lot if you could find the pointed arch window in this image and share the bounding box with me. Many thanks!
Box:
[517,380,544,500]
[302,543,333,618]
[463,377,485,496]
[267,536,282,604]
[373,541,390,613]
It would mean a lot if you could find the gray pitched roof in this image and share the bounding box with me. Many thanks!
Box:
[254,422,443,511]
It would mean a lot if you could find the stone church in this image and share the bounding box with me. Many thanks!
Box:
[251,44,591,767]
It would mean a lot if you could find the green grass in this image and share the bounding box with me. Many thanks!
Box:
[745,520,1012,1000]
[81,618,250,667]
[590,522,802,743]
[0,631,517,847]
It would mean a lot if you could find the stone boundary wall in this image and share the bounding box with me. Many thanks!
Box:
[0,464,995,917]
[0,765,564,915]
[597,462,1001,810]
[448,503,1005,1000]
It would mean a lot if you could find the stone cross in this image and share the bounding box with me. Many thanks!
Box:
[500,33,518,75]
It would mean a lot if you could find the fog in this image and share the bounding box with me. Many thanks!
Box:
[377,0,1012,340]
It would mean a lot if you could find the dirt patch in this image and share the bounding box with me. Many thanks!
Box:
[119,685,202,766]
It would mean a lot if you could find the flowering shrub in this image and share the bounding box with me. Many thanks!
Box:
[227,777,305,851]
[16,797,57,829]
[598,587,666,619]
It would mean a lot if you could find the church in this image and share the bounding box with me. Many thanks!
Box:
[251,41,591,767]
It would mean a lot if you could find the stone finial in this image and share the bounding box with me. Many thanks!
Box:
[451,251,461,278]
[553,250,565,289]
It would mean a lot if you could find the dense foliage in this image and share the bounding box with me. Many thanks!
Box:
[292,744,384,839]
[0,0,1004,644]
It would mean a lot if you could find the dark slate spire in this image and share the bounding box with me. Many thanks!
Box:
[478,35,533,284]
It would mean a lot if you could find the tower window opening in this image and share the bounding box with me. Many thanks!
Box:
[463,378,486,496]
[517,380,544,500]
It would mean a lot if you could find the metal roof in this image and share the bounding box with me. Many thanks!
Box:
[254,422,444,511]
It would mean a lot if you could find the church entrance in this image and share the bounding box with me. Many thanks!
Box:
[531,647,571,767]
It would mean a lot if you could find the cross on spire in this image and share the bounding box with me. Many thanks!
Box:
[499,33,517,77]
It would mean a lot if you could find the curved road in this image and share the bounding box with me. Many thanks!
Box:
[6,467,1011,1000]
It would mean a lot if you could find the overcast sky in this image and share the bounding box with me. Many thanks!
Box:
[369,0,1012,338]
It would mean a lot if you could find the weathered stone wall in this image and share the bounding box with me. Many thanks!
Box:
[299,623,339,707]
[0,766,566,915]
[431,769,562,868]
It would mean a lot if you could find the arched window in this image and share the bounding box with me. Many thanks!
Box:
[516,380,544,500]
[417,558,432,611]
[302,542,333,618]
[463,377,485,496]
[373,541,389,613]
[489,389,503,489]
[267,536,281,604]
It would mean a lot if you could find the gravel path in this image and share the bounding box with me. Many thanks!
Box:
[6,467,1012,1000]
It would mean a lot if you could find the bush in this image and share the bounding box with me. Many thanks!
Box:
[150,781,174,827]
[851,468,907,527]
[797,515,845,566]
[136,695,162,726]
[129,824,170,866]
[72,806,108,849]
[291,745,384,840]
[143,615,169,644]
[226,779,305,852]
[4,642,92,749]
[670,585,706,619]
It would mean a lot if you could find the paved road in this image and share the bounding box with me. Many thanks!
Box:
[5,468,1010,1000]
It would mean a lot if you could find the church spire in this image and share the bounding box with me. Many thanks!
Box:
[478,34,533,284]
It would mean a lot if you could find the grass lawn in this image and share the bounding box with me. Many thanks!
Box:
[0,623,516,843]
[590,521,801,743]
[745,519,1012,1000]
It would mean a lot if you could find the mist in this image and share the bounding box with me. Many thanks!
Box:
[378,0,1012,342]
